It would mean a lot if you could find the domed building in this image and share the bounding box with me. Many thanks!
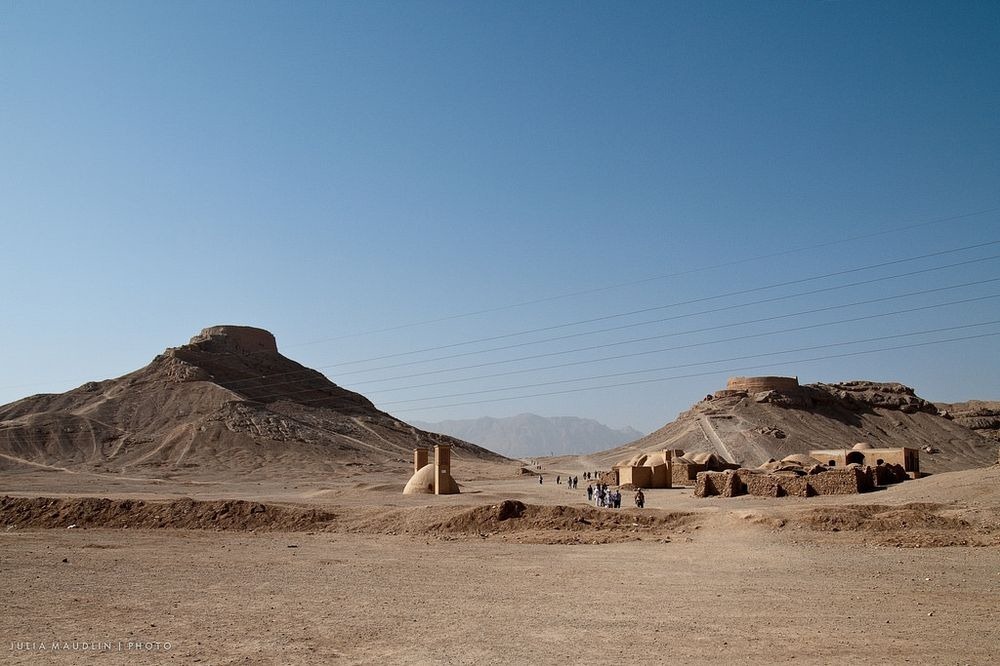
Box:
[809,442,921,478]
[402,445,460,495]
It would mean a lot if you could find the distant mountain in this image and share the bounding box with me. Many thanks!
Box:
[411,414,644,458]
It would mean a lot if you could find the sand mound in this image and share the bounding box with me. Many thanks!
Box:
[0,496,696,544]
[0,496,337,531]
[804,503,967,531]
[422,501,695,543]
[768,501,999,547]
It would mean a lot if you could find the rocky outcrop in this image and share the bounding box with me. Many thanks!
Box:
[713,379,938,414]
[598,377,996,474]
[935,400,1000,443]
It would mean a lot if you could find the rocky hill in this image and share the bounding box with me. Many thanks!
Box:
[0,326,504,478]
[934,400,1000,445]
[411,414,644,459]
[596,377,997,474]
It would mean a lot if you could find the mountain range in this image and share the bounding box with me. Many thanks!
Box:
[411,414,644,459]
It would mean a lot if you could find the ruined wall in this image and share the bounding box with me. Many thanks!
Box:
[672,462,705,486]
[736,470,811,497]
[190,326,279,354]
[694,470,743,497]
[804,467,873,495]
[699,467,875,498]
[726,376,800,393]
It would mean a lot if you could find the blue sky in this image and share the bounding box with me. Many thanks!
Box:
[1,1,998,433]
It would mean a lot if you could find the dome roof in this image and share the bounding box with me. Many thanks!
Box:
[402,464,460,495]
[852,442,873,450]
[642,451,669,467]
[617,450,670,468]
[686,451,720,465]
[781,453,821,467]
[757,460,782,472]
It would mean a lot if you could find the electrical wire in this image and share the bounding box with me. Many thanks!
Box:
[387,331,1000,413]
[285,206,1000,347]
[320,240,1000,368]
[374,321,1000,406]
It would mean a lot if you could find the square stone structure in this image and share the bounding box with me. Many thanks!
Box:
[434,445,451,495]
[414,447,429,474]
[618,465,653,488]
[810,444,921,478]
[614,450,672,489]
[670,450,740,486]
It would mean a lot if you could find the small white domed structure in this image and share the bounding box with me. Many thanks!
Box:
[402,445,459,495]
[403,464,459,494]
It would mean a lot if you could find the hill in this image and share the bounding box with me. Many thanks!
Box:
[595,377,997,473]
[411,414,643,458]
[0,325,504,479]
[934,400,1000,444]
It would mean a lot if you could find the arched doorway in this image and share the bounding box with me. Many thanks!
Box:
[846,451,865,465]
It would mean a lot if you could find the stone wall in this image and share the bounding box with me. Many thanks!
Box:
[726,376,800,393]
[672,462,706,486]
[190,325,279,354]
[804,467,873,495]
[698,467,876,498]
[694,470,743,497]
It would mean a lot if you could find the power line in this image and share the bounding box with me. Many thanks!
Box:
[285,206,1000,347]
[202,272,1000,400]
[359,294,1000,393]
[213,302,1000,404]
[164,242,999,398]
[387,331,1000,413]
[320,240,999,369]
[232,284,1000,403]
[4,329,993,448]
[329,255,1000,377]
[374,321,1000,406]
[5,248,993,405]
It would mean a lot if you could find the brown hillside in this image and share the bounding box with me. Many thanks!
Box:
[596,378,997,473]
[0,325,505,478]
[934,399,1000,444]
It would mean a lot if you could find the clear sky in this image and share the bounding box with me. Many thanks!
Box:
[2,1,998,433]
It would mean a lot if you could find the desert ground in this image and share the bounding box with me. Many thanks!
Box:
[2,460,999,665]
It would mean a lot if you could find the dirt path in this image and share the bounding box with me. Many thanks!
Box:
[1,529,997,665]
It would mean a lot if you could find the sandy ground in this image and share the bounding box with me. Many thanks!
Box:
[2,461,999,664]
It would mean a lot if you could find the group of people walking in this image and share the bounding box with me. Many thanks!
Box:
[535,468,646,509]
[587,483,621,508]
[554,475,579,488]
